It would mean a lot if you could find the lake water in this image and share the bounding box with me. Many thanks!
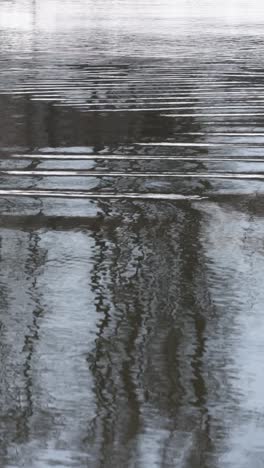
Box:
[1,1,264,467]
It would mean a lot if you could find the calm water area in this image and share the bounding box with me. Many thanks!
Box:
[1,1,264,466]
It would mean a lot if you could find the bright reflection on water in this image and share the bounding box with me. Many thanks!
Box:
[1,1,264,467]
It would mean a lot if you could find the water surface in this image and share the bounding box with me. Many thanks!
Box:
[1,1,264,467]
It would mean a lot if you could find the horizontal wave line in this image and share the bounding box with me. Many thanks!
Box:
[5,94,264,105]
[9,84,264,90]
[27,74,264,79]
[0,189,204,200]
[35,102,264,109]
[8,155,264,162]
[55,107,264,113]
[5,82,252,87]
[3,87,264,95]
[173,133,264,136]
[4,89,264,97]
[1,170,264,179]
[136,142,227,147]
[162,113,264,117]
[6,79,250,84]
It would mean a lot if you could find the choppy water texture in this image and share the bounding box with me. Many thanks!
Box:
[1,1,264,467]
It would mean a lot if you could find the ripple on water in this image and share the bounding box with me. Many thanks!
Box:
[1,2,264,467]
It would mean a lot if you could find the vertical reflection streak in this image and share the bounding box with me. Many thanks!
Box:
[176,206,213,467]
[17,230,46,443]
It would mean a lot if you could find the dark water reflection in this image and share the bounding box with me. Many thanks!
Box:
[1,1,264,467]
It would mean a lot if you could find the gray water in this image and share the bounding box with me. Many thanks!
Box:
[1,1,264,467]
